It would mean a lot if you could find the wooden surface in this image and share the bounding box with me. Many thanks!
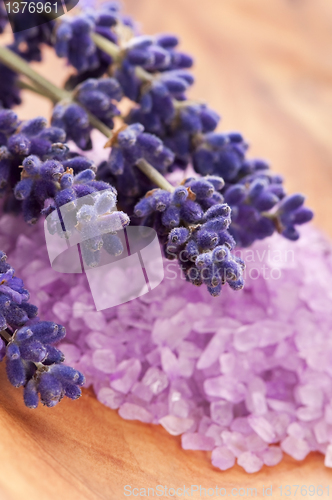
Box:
[1,0,332,498]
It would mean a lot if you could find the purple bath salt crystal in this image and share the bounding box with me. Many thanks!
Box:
[142,367,169,395]
[131,382,153,402]
[159,415,194,435]
[211,446,236,471]
[324,444,332,468]
[281,436,310,461]
[248,415,276,443]
[210,400,233,426]
[314,420,328,444]
[204,376,246,403]
[205,424,223,446]
[261,446,283,466]
[92,349,116,373]
[237,451,264,473]
[110,359,141,393]
[245,433,268,453]
[197,331,229,370]
[181,432,215,451]
[98,387,125,409]
[119,403,153,423]
[221,431,247,457]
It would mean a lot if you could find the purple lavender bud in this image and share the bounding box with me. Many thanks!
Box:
[170,51,194,69]
[204,204,231,220]
[134,197,152,217]
[202,216,231,233]
[14,178,34,200]
[139,92,153,113]
[127,48,154,66]
[6,358,26,387]
[205,133,227,148]
[49,364,85,386]
[102,233,124,256]
[84,235,103,252]
[279,194,305,213]
[253,191,279,211]
[40,160,64,181]
[0,110,19,134]
[148,46,170,69]
[7,134,31,156]
[38,372,63,407]
[168,227,190,245]
[75,169,96,183]
[15,326,33,342]
[108,146,125,175]
[282,226,300,241]
[196,252,213,269]
[24,379,39,409]
[3,303,28,327]
[178,106,202,133]
[43,345,65,365]
[185,239,199,261]
[55,22,72,57]
[20,117,47,136]
[6,343,21,360]
[97,78,123,101]
[207,283,222,297]
[22,155,41,175]
[39,127,66,143]
[95,191,116,215]
[136,133,163,155]
[200,108,220,132]
[60,173,74,190]
[196,229,219,250]
[19,339,47,363]
[62,156,96,174]
[55,188,76,208]
[171,186,188,204]
[156,34,179,48]
[161,76,188,94]
[63,383,82,400]
[212,245,230,262]
[73,184,96,198]
[81,242,100,268]
[127,35,154,50]
[148,190,171,212]
[224,185,246,205]
[180,199,204,223]
[291,207,314,224]
[193,148,214,175]
[19,302,38,319]
[31,321,66,344]
[161,205,180,228]
[187,179,215,199]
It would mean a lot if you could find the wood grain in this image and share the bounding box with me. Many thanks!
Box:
[1,0,332,498]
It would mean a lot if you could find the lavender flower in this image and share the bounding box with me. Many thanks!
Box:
[134,176,244,296]
[0,252,85,408]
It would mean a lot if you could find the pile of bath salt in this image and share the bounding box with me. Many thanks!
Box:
[4,212,332,473]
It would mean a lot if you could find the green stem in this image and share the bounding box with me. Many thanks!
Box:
[91,33,121,61]
[17,80,57,101]
[136,159,174,193]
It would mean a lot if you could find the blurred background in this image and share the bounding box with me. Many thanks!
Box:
[4,0,332,235]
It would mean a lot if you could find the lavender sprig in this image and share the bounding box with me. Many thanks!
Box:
[0,252,85,408]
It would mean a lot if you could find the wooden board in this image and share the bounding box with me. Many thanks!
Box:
[1,0,332,498]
